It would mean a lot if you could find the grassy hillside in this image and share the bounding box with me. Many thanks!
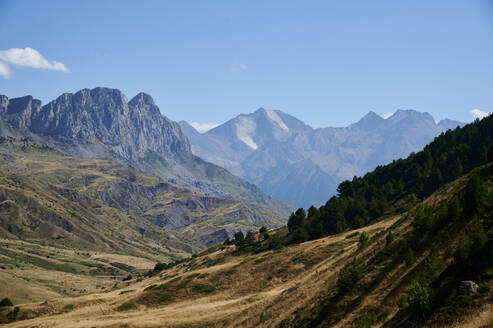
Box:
[0,138,285,306]
[0,137,285,250]
[2,164,491,327]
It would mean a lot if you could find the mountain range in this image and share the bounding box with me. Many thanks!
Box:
[180,109,464,208]
[0,88,291,253]
[0,88,290,215]
[3,114,491,327]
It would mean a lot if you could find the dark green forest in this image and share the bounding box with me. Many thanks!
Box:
[287,115,493,243]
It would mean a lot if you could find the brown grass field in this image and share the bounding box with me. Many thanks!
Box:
[1,217,396,327]
[1,213,492,328]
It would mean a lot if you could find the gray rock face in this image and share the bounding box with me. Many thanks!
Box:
[0,95,42,130]
[181,109,464,208]
[30,88,190,160]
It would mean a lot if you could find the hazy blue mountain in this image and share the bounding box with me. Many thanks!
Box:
[181,109,464,208]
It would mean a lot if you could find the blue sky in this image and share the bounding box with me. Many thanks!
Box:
[0,0,492,129]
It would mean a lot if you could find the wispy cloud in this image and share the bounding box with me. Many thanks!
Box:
[189,122,220,133]
[0,47,69,79]
[0,61,10,79]
[471,109,490,120]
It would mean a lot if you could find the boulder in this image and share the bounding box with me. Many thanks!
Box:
[458,280,479,294]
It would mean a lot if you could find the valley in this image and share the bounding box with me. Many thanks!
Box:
[2,2,492,327]
[2,161,492,327]
[0,92,491,327]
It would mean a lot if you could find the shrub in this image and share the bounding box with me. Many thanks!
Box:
[408,280,433,319]
[158,293,173,302]
[116,302,135,311]
[0,297,13,307]
[260,226,270,240]
[192,284,215,294]
[359,232,370,248]
[423,252,445,280]
[337,260,363,294]
[122,274,132,281]
[153,262,168,272]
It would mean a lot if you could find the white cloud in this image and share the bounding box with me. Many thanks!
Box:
[471,109,490,120]
[0,62,10,79]
[0,47,68,78]
[382,112,394,119]
[189,122,220,133]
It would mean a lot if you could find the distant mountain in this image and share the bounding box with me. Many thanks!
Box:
[180,109,464,208]
[0,88,291,216]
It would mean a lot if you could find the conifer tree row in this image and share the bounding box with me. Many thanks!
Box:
[288,115,493,242]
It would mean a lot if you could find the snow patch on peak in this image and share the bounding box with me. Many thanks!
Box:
[382,112,394,119]
[235,116,258,149]
[265,109,289,131]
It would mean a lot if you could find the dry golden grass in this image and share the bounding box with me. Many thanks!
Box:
[0,238,158,304]
[2,216,400,328]
[431,304,493,328]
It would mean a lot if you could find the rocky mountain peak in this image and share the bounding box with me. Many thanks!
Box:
[1,87,191,160]
[351,110,384,130]
[74,87,128,108]
[129,92,156,107]
[438,118,463,131]
[129,92,161,116]
[388,109,435,124]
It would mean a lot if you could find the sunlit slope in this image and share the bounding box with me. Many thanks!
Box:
[4,164,491,327]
